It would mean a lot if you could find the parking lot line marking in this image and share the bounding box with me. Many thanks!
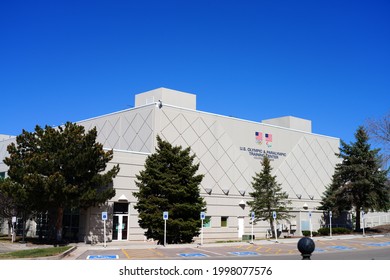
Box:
[194,247,224,256]
[265,248,272,253]
[275,249,282,255]
[288,250,295,254]
[341,242,366,249]
[328,245,355,251]
[373,237,390,242]
[148,248,165,257]
[255,246,263,251]
[121,249,131,259]
[348,243,366,249]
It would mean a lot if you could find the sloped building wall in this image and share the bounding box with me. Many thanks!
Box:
[77,97,339,241]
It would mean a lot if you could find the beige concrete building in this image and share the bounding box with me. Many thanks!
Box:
[1,88,341,242]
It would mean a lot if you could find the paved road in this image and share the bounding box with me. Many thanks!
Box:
[65,235,390,260]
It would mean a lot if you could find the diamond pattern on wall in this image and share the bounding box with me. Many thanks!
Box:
[78,105,337,201]
[98,118,121,148]
[275,135,337,200]
[159,109,253,196]
[78,107,154,153]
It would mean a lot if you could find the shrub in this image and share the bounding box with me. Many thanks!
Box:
[317,227,352,235]
[302,230,318,237]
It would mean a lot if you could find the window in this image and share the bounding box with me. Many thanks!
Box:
[221,216,228,227]
[62,209,80,242]
[0,172,5,179]
[36,212,49,239]
[114,202,129,214]
[203,216,211,228]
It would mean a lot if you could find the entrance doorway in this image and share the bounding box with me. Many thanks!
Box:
[112,202,129,241]
[238,217,244,238]
[113,215,128,240]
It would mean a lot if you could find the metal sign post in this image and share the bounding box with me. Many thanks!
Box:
[362,210,365,237]
[163,211,168,246]
[102,212,107,248]
[251,211,255,244]
[11,216,16,243]
[329,210,333,238]
[200,212,205,245]
[309,211,313,238]
[273,211,278,243]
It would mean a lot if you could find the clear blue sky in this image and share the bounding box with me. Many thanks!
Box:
[1,0,389,145]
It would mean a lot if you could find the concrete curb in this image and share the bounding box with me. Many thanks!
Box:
[33,246,77,260]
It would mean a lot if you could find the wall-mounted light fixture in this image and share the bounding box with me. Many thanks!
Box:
[222,188,230,195]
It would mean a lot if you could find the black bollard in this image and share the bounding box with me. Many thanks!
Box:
[297,237,315,260]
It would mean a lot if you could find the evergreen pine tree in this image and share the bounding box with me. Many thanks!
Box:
[247,156,292,238]
[3,122,119,241]
[320,126,390,230]
[134,136,206,244]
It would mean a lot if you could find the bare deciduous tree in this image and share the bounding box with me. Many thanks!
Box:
[366,112,390,166]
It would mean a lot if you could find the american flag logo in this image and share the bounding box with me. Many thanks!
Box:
[265,133,272,147]
[255,132,263,145]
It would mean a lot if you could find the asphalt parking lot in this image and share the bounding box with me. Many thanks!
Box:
[64,234,390,260]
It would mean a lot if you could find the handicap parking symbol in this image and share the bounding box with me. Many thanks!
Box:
[87,255,119,260]
[314,248,326,253]
[229,251,260,256]
[179,253,208,258]
[366,241,390,247]
[328,246,355,251]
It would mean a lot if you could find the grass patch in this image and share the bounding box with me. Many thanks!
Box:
[0,245,72,259]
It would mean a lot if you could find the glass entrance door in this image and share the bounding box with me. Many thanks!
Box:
[112,215,128,240]
[112,202,129,241]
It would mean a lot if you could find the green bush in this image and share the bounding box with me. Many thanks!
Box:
[317,227,352,235]
[302,230,319,237]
